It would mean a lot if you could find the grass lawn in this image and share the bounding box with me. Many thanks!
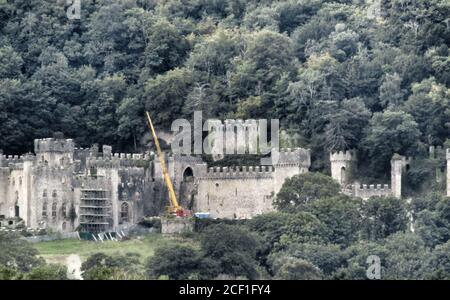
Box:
[33,233,196,265]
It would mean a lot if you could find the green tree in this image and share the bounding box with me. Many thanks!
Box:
[146,244,201,280]
[305,195,363,245]
[26,264,68,280]
[361,196,409,240]
[0,46,23,79]
[0,232,44,272]
[361,110,422,176]
[274,172,341,211]
[272,256,323,280]
[200,224,262,279]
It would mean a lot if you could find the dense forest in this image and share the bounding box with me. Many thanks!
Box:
[1,0,450,280]
[0,0,449,179]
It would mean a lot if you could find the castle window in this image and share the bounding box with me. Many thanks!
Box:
[62,203,67,218]
[19,177,22,186]
[120,202,129,224]
[52,190,57,198]
[42,202,47,218]
[52,202,57,218]
[62,222,67,231]
[90,166,97,177]
[14,201,19,218]
[43,189,47,198]
[340,167,346,185]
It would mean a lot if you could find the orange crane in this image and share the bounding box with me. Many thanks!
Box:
[145,112,187,217]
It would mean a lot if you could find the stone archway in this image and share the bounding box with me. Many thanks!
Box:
[181,167,196,210]
[183,167,194,182]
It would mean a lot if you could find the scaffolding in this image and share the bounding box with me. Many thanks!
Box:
[79,189,112,233]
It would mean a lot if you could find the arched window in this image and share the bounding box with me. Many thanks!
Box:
[340,167,346,185]
[52,190,57,198]
[42,202,47,218]
[52,202,57,218]
[120,202,129,223]
[183,167,194,182]
[43,189,48,198]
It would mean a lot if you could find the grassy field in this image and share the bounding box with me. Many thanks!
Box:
[33,233,195,265]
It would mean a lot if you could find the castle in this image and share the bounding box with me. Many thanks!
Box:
[0,137,310,232]
[330,146,449,200]
[1,136,449,233]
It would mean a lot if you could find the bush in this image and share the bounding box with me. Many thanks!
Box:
[146,244,201,280]
[274,173,341,211]
[200,224,263,279]
[26,264,68,280]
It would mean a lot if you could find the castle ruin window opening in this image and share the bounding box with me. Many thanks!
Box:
[42,202,47,218]
[52,202,57,218]
[120,202,129,224]
[62,203,67,218]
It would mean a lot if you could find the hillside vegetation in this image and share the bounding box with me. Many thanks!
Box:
[0,0,449,179]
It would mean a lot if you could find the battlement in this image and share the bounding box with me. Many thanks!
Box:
[273,148,311,166]
[352,183,392,200]
[34,138,74,153]
[330,150,354,162]
[354,183,390,191]
[201,165,275,179]
[169,154,203,164]
[0,155,26,167]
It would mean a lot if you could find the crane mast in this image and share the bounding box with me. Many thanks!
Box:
[145,112,185,217]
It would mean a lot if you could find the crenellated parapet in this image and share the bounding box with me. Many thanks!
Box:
[0,155,28,168]
[352,183,392,200]
[86,153,152,169]
[34,138,74,153]
[330,150,355,162]
[200,165,275,180]
[273,148,311,167]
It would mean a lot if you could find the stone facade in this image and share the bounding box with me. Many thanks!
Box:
[0,138,311,231]
[0,138,156,233]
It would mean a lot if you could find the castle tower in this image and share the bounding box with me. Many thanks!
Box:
[447,149,450,197]
[330,150,354,186]
[34,138,75,168]
[391,154,407,199]
[273,148,311,193]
